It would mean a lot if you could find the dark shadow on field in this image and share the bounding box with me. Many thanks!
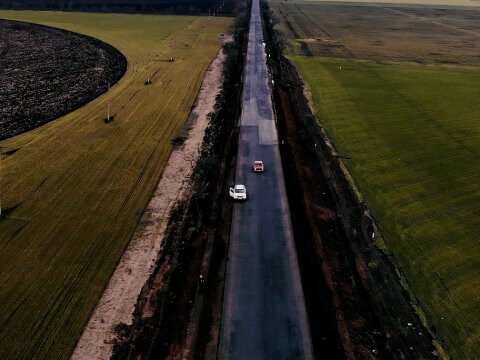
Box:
[0,204,20,220]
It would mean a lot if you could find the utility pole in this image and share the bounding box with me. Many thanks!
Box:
[106,82,112,122]
[0,146,2,219]
[169,38,175,62]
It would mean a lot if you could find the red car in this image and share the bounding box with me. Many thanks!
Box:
[252,160,264,172]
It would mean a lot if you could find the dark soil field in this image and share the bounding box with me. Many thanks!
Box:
[0,19,126,140]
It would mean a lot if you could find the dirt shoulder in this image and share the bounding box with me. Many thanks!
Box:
[72,45,226,360]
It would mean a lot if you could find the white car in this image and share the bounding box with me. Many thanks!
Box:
[229,184,247,200]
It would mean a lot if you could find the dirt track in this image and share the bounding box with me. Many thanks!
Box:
[0,19,125,140]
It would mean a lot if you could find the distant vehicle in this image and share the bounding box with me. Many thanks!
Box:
[252,160,264,172]
[229,184,247,200]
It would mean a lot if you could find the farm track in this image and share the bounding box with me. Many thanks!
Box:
[73,43,229,360]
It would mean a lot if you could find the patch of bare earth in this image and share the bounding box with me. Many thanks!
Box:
[72,45,227,360]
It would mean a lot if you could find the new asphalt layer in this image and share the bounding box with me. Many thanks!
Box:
[218,0,314,358]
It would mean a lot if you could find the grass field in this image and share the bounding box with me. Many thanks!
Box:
[0,11,231,359]
[270,1,480,358]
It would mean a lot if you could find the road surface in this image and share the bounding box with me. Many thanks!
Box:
[218,0,314,358]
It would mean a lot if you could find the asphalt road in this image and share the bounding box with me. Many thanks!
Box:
[218,0,313,358]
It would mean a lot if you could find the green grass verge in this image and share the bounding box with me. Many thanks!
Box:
[0,11,231,359]
[291,55,480,358]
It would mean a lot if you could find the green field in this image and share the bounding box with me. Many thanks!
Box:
[0,11,231,359]
[270,1,480,358]
[292,57,480,357]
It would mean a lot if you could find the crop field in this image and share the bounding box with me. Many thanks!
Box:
[272,1,480,64]
[0,10,231,359]
[270,1,480,358]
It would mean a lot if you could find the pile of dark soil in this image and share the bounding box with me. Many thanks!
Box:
[0,19,126,140]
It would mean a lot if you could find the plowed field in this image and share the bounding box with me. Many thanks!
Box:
[0,19,126,140]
